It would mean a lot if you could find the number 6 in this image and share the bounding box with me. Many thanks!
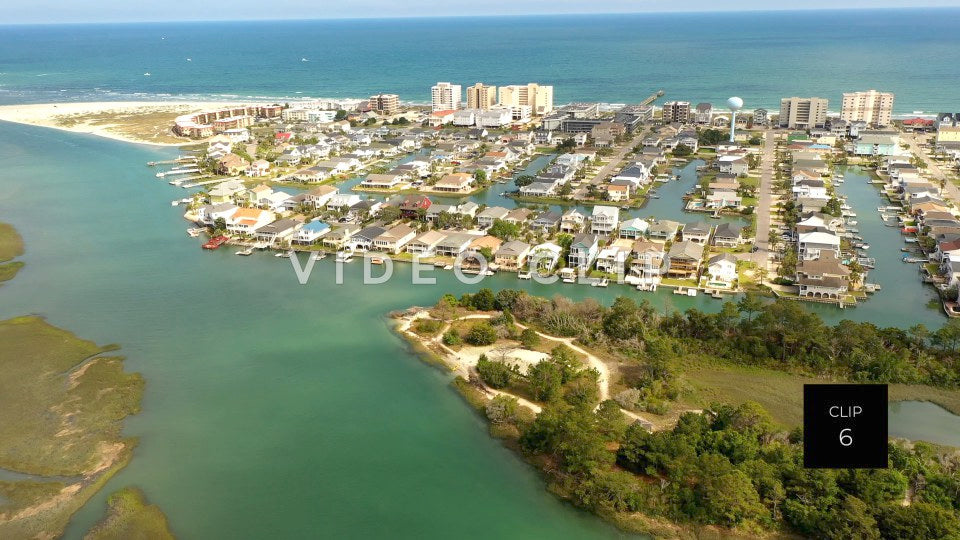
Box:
[839,428,853,447]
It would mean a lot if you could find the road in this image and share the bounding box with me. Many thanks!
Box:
[749,129,778,270]
[901,131,960,201]
[572,129,648,199]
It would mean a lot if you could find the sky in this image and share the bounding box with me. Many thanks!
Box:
[4,0,960,24]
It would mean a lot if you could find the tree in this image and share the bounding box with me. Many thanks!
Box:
[816,495,880,540]
[737,292,765,324]
[528,360,563,401]
[672,143,692,157]
[334,109,348,121]
[470,288,496,311]
[477,354,512,388]
[442,329,461,346]
[213,217,227,232]
[515,174,535,187]
[473,170,488,185]
[465,322,498,346]
[556,138,576,153]
[488,219,521,241]
[520,328,541,349]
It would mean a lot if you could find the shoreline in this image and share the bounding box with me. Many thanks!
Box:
[0,101,253,146]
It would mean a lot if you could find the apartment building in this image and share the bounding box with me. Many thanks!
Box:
[368,94,400,115]
[840,90,894,127]
[498,83,553,115]
[466,83,497,110]
[779,97,828,129]
[431,82,462,112]
[661,101,691,124]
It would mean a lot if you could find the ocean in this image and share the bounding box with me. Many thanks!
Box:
[1,9,960,112]
[0,10,958,539]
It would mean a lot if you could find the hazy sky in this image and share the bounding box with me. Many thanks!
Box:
[5,0,960,24]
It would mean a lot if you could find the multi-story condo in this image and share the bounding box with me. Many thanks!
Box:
[498,83,553,116]
[694,103,713,124]
[753,108,768,125]
[466,83,497,110]
[368,94,400,115]
[840,90,894,127]
[430,82,462,112]
[661,101,691,124]
[779,97,828,129]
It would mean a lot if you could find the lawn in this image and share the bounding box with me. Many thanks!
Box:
[678,361,960,428]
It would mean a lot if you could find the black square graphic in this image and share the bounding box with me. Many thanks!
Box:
[803,384,887,469]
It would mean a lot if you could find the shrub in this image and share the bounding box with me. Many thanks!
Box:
[465,322,498,346]
[442,329,462,346]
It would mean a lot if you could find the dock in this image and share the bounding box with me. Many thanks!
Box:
[640,90,665,106]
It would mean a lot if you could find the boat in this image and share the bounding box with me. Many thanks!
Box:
[335,250,354,263]
[559,268,576,283]
[202,236,228,250]
[235,248,253,256]
[591,278,609,288]
[905,237,918,243]
[311,252,327,261]
[370,257,384,265]
[186,228,203,237]
[517,271,532,280]
[171,200,180,206]
[847,220,858,226]
[275,252,291,258]
[650,194,660,199]
[860,243,870,250]
[903,256,927,263]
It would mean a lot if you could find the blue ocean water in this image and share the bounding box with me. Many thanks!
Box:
[1,9,959,112]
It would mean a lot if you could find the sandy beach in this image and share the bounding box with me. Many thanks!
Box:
[0,101,250,146]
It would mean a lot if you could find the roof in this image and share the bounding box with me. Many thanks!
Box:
[470,236,502,251]
[302,220,330,232]
[668,240,705,260]
[497,241,531,256]
[632,240,663,254]
[714,222,744,238]
[708,253,738,266]
[411,230,447,245]
[377,224,416,241]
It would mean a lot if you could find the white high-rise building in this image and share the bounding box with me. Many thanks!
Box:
[840,90,894,127]
[779,97,829,129]
[431,82,462,112]
[498,83,553,116]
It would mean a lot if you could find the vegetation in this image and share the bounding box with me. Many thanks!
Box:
[84,487,174,540]
[0,222,24,284]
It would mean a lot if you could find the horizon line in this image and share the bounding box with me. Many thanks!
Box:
[2,5,958,26]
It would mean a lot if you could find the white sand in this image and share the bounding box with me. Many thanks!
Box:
[0,101,248,146]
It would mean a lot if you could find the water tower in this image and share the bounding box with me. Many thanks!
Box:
[727,96,743,143]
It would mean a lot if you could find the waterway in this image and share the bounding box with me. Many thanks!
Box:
[889,401,960,448]
[0,122,956,538]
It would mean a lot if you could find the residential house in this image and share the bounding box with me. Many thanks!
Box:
[532,211,561,232]
[495,241,532,271]
[618,218,649,239]
[207,179,245,203]
[245,159,270,177]
[504,208,534,226]
[373,224,417,254]
[630,240,666,280]
[647,219,682,242]
[590,205,620,235]
[349,226,387,252]
[796,252,851,300]
[595,243,631,275]
[218,153,250,176]
[681,221,712,244]
[399,195,432,219]
[196,202,238,226]
[361,173,405,190]
[477,206,510,228]
[568,234,600,272]
[529,242,563,272]
[712,222,745,247]
[406,230,448,257]
[226,208,276,235]
[435,233,476,257]
[559,209,586,234]
[305,186,338,209]
[666,241,705,279]
[798,230,841,260]
[433,173,474,193]
[293,220,331,244]
[705,253,738,288]
[256,218,302,245]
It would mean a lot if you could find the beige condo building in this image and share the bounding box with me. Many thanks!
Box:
[369,94,400,115]
[840,90,894,127]
[498,83,553,116]
[779,97,829,129]
[466,83,498,110]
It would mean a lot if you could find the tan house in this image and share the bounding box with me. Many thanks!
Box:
[433,173,474,193]
[218,153,250,175]
[373,224,417,254]
[495,241,531,271]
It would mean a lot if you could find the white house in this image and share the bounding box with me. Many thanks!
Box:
[705,253,738,288]
[590,205,620,235]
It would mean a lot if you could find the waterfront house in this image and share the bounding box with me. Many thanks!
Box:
[322,225,360,248]
[477,206,510,229]
[851,132,900,156]
[293,167,329,183]
[196,202,238,226]
[934,239,960,263]
[718,156,748,176]
[348,199,383,222]
[568,234,600,272]
[245,159,270,177]
[256,218,302,246]
[647,219,682,243]
[373,224,417,254]
[604,184,631,202]
[433,173,474,193]
[495,241,532,271]
[559,209,586,234]
[520,181,558,197]
[681,222,712,245]
[435,233,475,257]
[529,242,563,271]
[705,253,738,288]
[630,240,666,280]
[612,163,651,187]
[244,184,274,206]
[706,190,742,209]
[263,191,293,212]
[217,153,249,176]
[666,241,705,279]
[618,218,649,240]
[792,178,828,199]
[425,204,453,222]
[226,208,276,235]
[293,220,331,244]
[360,173,405,190]
[798,230,841,260]
[350,226,387,252]
[452,202,479,219]
[305,186,338,209]
[282,193,309,212]
[407,230,448,257]
[796,252,850,300]
[208,180,245,204]
[469,235,503,255]
[399,195,432,219]
[595,243,631,275]
[590,206,620,235]
[712,222,745,247]
[532,211,561,232]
